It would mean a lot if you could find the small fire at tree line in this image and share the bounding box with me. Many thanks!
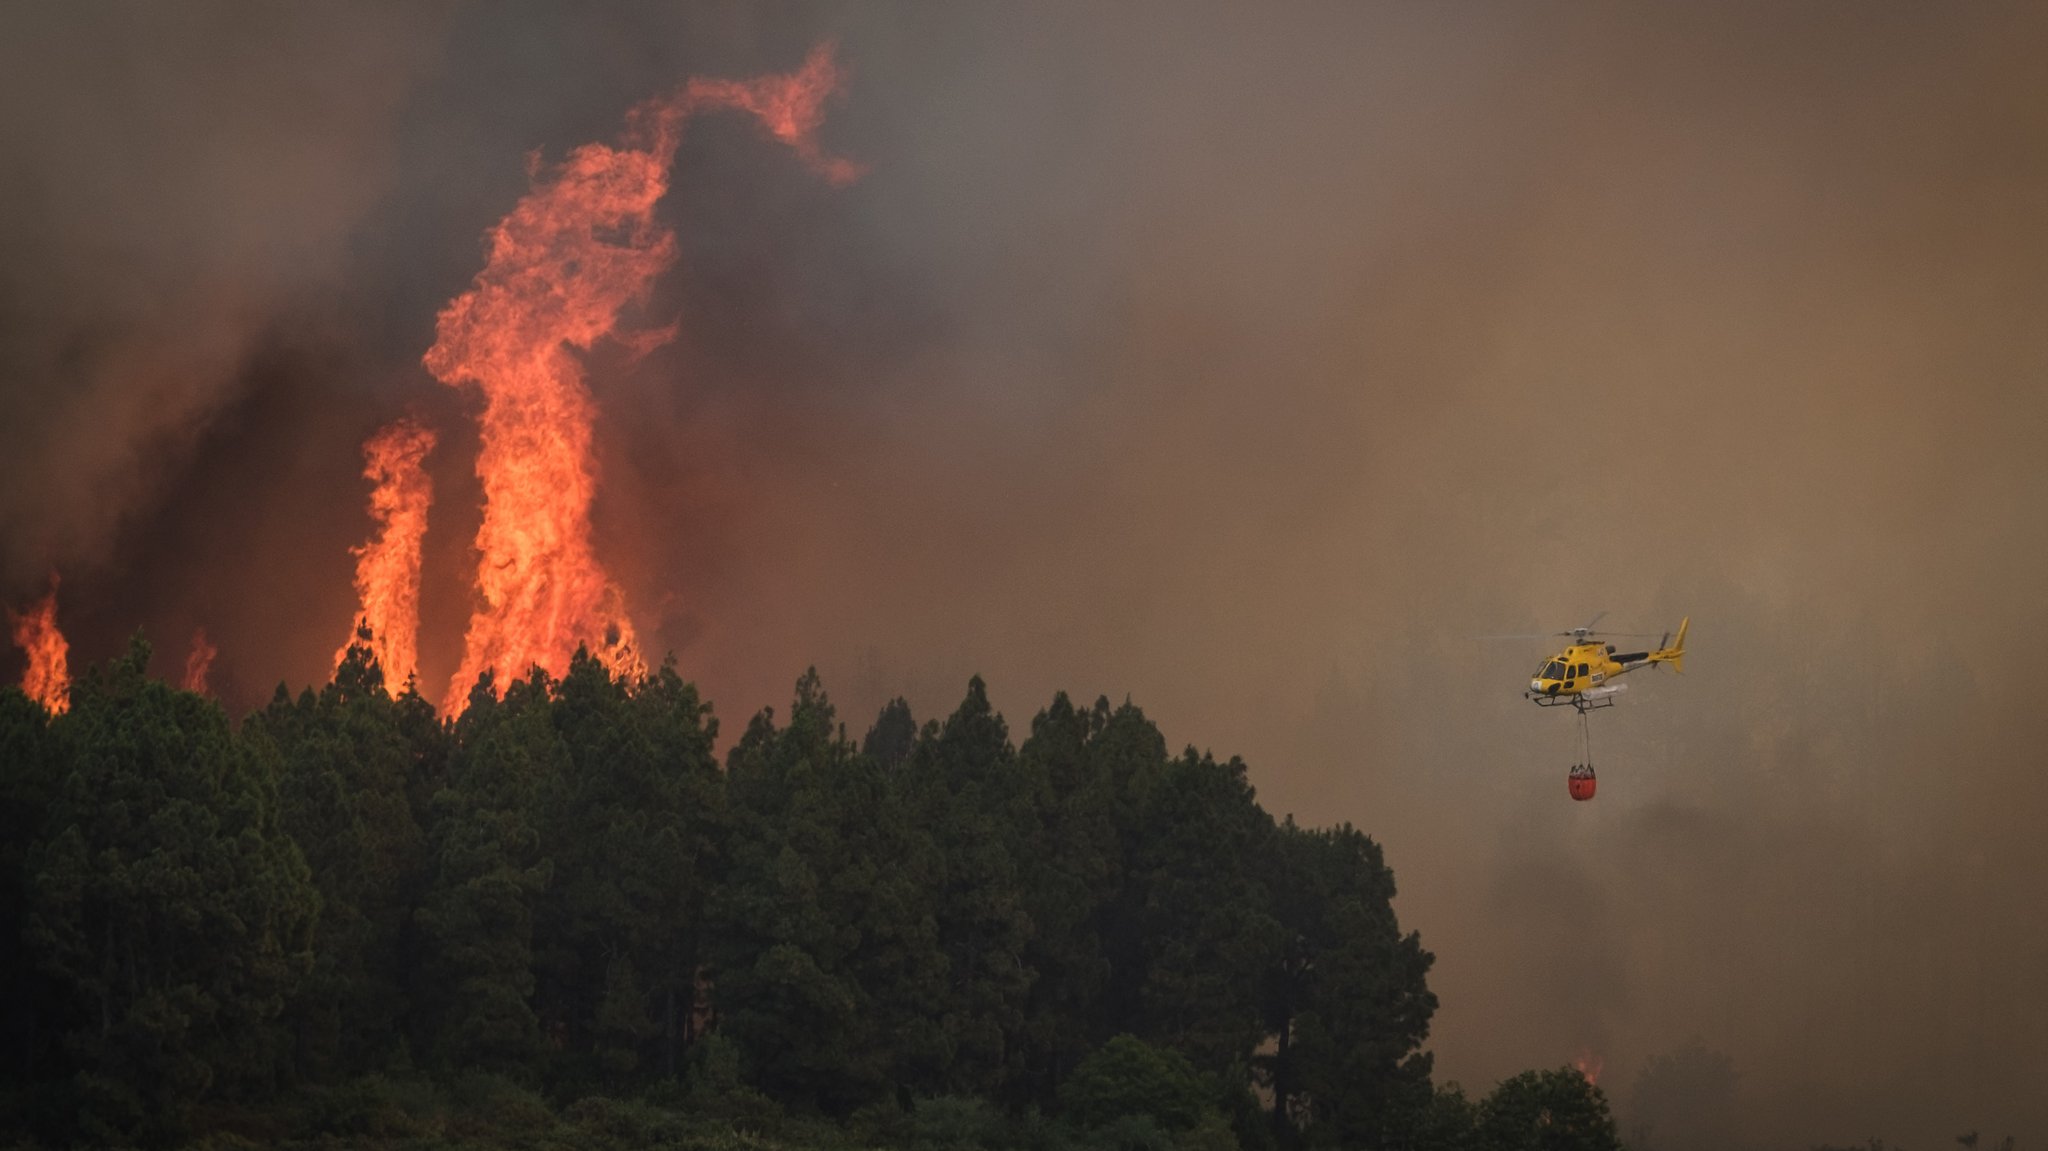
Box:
[8,46,861,716]
[183,628,218,696]
[8,576,68,716]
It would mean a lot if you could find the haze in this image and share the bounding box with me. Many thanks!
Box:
[3,3,2044,1144]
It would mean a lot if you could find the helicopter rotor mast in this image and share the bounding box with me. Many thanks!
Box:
[1550,612,1665,646]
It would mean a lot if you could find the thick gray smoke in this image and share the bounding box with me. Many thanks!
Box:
[4,3,2045,1143]
[0,2,447,581]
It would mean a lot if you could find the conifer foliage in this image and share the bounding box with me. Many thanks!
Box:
[0,638,1621,1150]
[18,638,317,1142]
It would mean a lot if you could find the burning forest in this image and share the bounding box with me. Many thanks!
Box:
[6,6,2048,1149]
[6,45,863,722]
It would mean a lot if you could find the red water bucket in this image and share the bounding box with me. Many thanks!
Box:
[1567,764,1596,801]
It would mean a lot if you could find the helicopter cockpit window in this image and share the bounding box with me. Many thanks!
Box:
[1542,662,1566,680]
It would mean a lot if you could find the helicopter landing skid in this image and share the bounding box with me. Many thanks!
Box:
[1528,693,1616,714]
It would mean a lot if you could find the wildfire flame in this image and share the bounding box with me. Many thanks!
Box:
[679,45,867,187]
[336,417,437,686]
[1573,1050,1604,1086]
[183,627,218,695]
[425,44,859,714]
[9,575,70,716]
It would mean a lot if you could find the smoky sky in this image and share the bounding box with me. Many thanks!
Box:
[5,2,2048,1143]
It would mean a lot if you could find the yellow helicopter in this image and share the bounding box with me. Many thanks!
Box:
[1493,613,1689,800]
[1524,613,1689,714]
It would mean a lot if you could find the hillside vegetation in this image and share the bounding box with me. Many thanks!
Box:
[0,637,1617,1150]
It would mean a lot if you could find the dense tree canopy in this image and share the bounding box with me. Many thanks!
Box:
[18,637,317,1142]
[0,636,1622,1150]
[1475,1069,1623,1151]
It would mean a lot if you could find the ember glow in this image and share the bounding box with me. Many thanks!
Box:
[424,45,858,714]
[1573,1050,1604,1087]
[336,417,437,686]
[9,577,70,716]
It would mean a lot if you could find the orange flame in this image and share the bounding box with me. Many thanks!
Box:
[426,44,859,714]
[1573,1050,1604,1086]
[9,576,70,716]
[336,418,437,686]
[183,627,218,695]
[680,44,867,187]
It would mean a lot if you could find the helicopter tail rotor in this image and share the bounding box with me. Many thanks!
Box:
[1649,617,1689,673]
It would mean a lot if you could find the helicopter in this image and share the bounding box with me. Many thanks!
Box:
[1525,613,1688,714]
[1492,613,1689,800]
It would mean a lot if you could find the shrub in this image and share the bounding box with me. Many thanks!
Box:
[1085,1114,1176,1151]
[567,1093,690,1145]
[446,1069,556,1139]
[906,1095,1006,1150]
[1061,1036,1211,1134]
[299,1073,437,1138]
[686,1034,785,1135]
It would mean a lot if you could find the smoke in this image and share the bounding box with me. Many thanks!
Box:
[0,1,449,586]
[6,2,2047,1143]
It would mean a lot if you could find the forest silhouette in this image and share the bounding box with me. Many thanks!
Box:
[0,635,1619,1150]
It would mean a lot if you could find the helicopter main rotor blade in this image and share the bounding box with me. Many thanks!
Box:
[1476,624,1664,641]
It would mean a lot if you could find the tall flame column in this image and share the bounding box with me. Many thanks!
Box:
[337,417,437,686]
[427,46,860,715]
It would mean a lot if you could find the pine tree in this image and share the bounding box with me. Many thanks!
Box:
[1131,749,1279,1076]
[1264,820,1437,1147]
[1082,698,1174,1043]
[900,677,1037,1098]
[0,687,64,1096]
[531,649,720,1089]
[862,696,917,771]
[415,670,556,1076]
[1011,692,1119,1106]
[23,637,317,1140]
[707,670,947,1113]
[249,636,429,1079]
